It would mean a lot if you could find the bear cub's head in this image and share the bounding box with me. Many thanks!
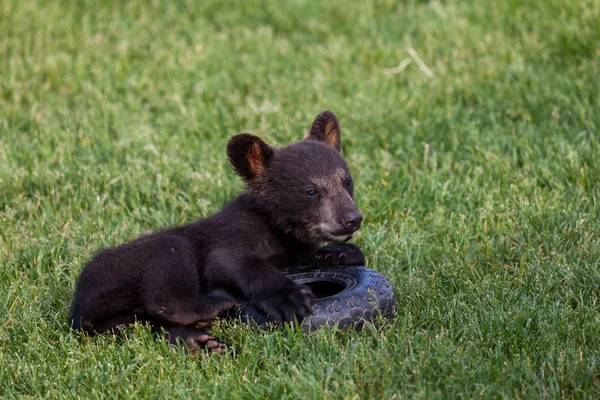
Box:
[227,110,363,245]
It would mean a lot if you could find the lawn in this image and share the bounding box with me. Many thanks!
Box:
[1,0,599,398]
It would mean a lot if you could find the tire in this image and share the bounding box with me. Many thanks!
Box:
[230,266,397,332]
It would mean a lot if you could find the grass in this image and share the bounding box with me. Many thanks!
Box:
[1,0,599,398]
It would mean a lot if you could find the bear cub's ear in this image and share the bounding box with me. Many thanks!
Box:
[305,110,341,152]
[227,134,274,182]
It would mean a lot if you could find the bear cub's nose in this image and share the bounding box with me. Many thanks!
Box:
[342,210,363,231]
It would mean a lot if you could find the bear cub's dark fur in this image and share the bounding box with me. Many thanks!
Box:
[70,110,364,354]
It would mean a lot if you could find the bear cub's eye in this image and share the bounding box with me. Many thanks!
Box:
[306,188,318,198]
[344,178,353,188]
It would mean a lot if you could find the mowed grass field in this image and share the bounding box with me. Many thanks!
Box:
[1,0,599,398]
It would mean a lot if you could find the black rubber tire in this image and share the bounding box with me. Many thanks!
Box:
[229,266,397,332]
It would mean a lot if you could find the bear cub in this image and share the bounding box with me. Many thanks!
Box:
[70,110,365,354]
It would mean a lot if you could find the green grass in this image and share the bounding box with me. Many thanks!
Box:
[1,0,599,398]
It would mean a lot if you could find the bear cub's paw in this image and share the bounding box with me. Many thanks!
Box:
[184,332,229,355]
[254,280,315,324]
[314,243,366,267]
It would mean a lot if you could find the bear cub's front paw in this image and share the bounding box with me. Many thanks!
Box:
[254,281,315,324]
[314,243,366,266]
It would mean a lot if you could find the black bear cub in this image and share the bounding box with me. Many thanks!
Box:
[70,110,365,354]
